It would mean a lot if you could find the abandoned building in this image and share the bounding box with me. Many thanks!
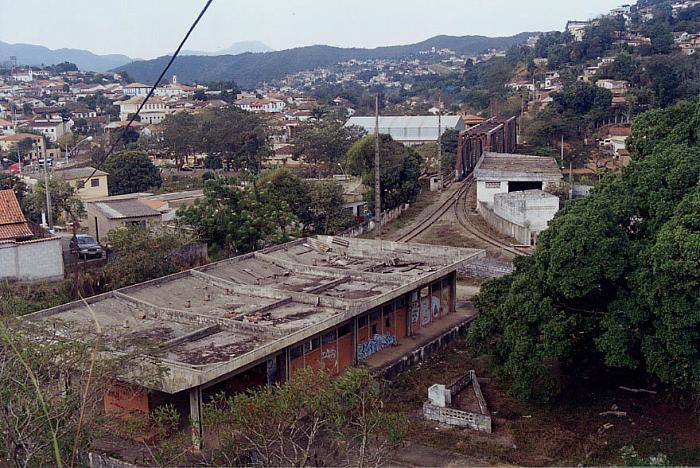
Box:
[474,152,562,245]
[24,236,485,448]
[474,152,562,208]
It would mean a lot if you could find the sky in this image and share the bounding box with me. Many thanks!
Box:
[0,0,623,59]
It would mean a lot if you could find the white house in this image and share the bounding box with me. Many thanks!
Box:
[0,189,64,281]
[123,82,151,96]
[566,20,591,42]
[118,96,170,124]
[596,79,629,95]
[28,119,73,143]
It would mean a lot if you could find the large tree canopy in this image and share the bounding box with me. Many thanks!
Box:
[347,134,423,213]
[468,96,700,401]
[103,151,162,195]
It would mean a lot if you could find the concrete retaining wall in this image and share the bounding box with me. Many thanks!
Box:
[0,237,64,281]
[479,205,531,245]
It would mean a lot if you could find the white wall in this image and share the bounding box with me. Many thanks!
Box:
[493,191,559,232]
[476,180,507,208]
[0,238,64,281]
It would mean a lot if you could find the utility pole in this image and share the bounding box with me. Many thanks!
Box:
[560,135,564,166]
[41,140,53,230]
[437,93,443,192]
[374,94,381,240]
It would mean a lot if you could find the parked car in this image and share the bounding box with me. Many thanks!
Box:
[70,234,103,259]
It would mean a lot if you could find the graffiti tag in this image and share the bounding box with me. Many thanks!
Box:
[357,334,397,361]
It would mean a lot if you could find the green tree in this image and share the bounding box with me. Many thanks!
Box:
[103,151,162,195]
[201,369,405,467]
[161,112,199,169]
[468,96,700,401]
[293,122,365,177]
[177,176,296,254]
[25,178,84,224]
[105,226,190,289]
[307,180,353,235]
[256,168,313,233]
[347,134,423,213]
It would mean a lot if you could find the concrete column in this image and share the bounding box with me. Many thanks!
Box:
[189,386,203,450]
[266,358,277,385]
[352,317,358,365]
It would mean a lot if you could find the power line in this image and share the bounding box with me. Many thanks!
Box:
[78,0,215,190]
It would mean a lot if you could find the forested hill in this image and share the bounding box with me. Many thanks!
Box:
[113,32,539,88]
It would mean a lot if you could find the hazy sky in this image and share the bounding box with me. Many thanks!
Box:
[0,0,622,59]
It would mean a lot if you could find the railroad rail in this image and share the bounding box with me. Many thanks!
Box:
[453,179,530,257]
[395,179,470,243]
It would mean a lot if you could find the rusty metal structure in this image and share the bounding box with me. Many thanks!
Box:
[455,117,518,179]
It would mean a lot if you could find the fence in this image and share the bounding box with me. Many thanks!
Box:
[340,203,410,238]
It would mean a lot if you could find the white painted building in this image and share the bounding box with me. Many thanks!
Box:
[123,82,151,96]
[473,152,562,209]
[494,190,559,233]
[566,20,591,42]
[28,119,73,142]
[118,96,170,124]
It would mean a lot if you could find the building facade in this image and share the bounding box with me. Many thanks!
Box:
[25,236,484,449]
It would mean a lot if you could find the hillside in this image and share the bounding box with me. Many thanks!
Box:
[182,41,274,56]
[0,41,134,71]
[114,32,538,87]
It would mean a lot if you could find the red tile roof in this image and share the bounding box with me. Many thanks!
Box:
[0,189,33,240]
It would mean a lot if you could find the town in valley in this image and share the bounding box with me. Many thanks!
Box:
[1,0,700,466]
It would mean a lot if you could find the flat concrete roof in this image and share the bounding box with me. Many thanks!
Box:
[24,236,484,394]
[475,152,563,182]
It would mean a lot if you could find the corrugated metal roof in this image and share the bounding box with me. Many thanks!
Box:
[344,115,465,142]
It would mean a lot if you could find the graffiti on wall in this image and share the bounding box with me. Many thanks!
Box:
[410,292,420,324]
[432,296,440,318]
[321,348,336,360]
[357,334,397,361]
[420,296,430,326]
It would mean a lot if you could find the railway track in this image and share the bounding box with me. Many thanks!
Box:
[453,179,530,257]
[393,174,531,258]
[395,179,470,243]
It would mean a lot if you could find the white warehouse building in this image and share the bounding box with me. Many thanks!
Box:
[344,115,465,146]
[474,152,563,246]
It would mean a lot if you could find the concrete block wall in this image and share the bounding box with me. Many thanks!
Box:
[0,238,64,281]
[493,190,559,232]
[479,205,532,245]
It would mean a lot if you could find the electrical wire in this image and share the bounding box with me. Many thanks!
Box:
[77,0,215,189]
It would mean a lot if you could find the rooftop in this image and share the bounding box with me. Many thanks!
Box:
[89,199,162,220]
[475,152,563,181]
[24,236,484,393]
[54,167,108,181]
[0,189,33,240]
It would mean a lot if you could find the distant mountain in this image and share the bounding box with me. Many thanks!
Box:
[0,41,135,72]
[114,33,539,88]
[182,41,274,56]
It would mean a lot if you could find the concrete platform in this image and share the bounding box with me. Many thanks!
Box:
[362,303,476,373]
